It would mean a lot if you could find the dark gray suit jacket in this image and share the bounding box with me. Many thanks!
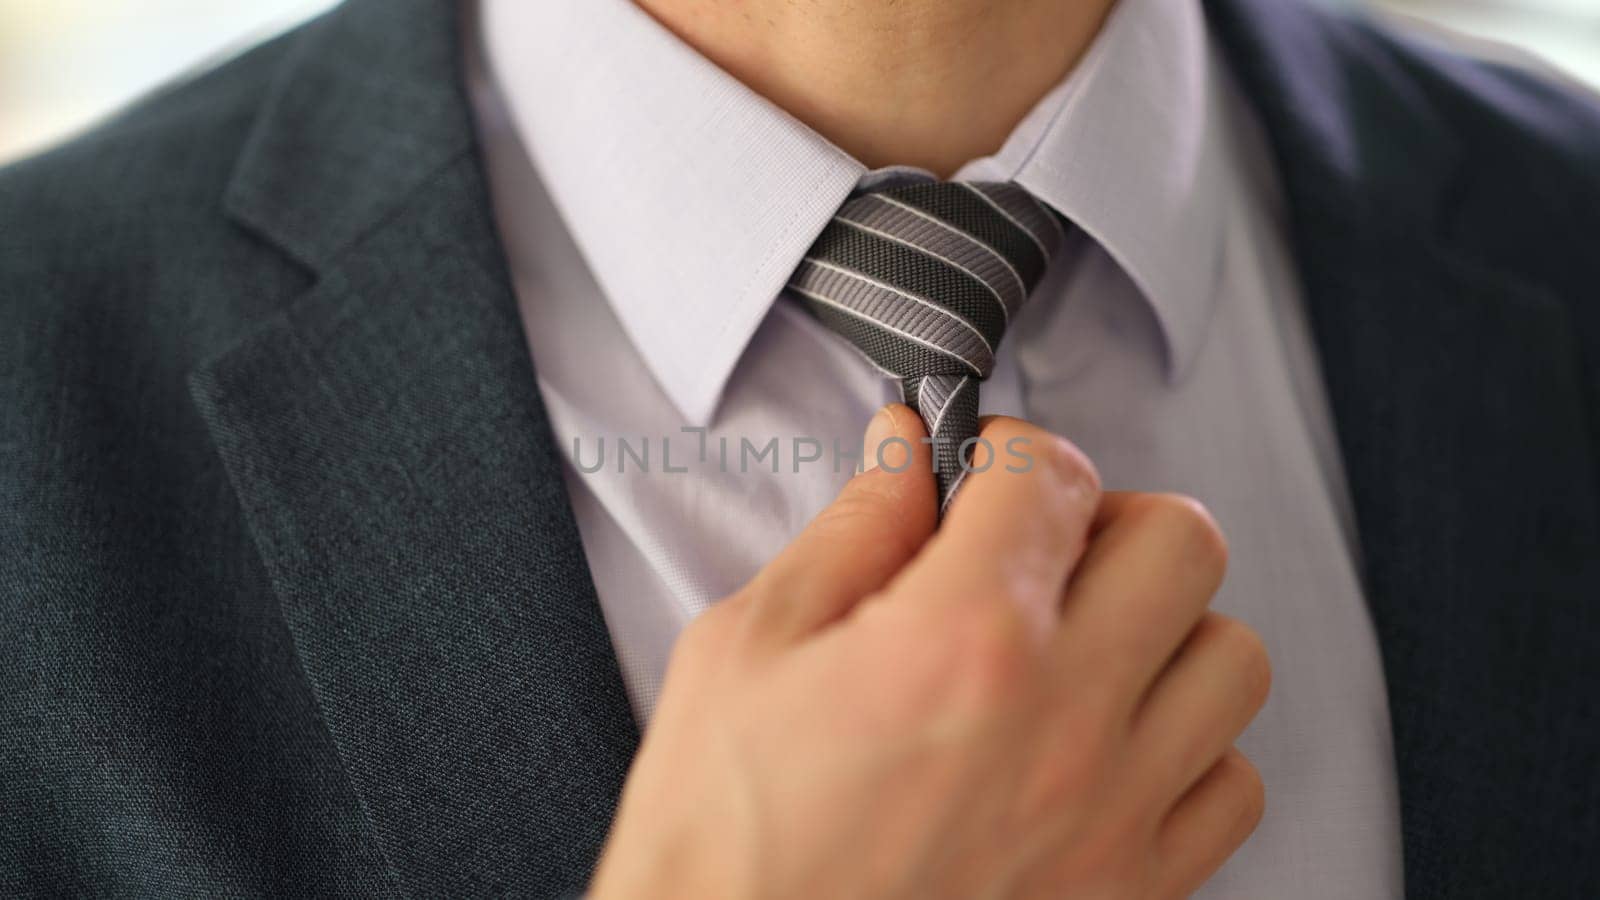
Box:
[3,0,1598,896]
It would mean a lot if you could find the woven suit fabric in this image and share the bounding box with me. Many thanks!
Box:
[787,181,1069,509]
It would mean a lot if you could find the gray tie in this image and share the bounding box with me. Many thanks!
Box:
[787,181,1069,512]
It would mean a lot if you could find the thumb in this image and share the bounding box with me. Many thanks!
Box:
[737,403,937,650]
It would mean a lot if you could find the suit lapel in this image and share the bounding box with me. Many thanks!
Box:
[1208,0,1600,895]
[190,0,636,894]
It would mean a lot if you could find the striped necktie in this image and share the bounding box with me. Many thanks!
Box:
[787,181,1069,511]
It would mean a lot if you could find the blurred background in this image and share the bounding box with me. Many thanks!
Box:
[1,0,1597,165]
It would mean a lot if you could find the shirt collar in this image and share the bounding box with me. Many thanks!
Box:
[480,0,864,426]
[481,0,1221,424]
[963,0,1225,381]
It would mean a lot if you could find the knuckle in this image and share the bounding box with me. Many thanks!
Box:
[1036,435,1102,501]
[1022,436,1102,550]
[684,602,736,646]
[1209,615,1272,706]
[669,606,734,668]
[1226,752,1267,832]
[1139,494,1230,574]
[947,603,1034,699]
[992,417,1099,491]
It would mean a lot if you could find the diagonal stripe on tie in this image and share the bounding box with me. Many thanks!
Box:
[788,180,1070,513]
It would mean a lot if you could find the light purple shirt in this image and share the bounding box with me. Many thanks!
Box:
[467,0,1404,895]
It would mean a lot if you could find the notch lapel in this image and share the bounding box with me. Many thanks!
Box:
[1208,0,1600,895]
[190,0,637,894]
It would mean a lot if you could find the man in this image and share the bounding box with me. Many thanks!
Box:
[1,0,1596,896]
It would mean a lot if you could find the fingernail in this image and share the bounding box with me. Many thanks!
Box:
[860,406,895,474]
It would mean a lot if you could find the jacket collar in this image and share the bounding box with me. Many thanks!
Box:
[223,0,476,271]
[201,1,637,894]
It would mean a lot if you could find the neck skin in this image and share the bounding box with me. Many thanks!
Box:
[635,0,1117,178]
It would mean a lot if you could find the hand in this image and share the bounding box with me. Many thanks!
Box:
[589,405,1270,900]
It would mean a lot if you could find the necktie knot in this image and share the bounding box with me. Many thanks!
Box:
[788,180,1070,509]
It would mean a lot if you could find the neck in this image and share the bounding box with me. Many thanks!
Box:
[635,0,1117,178]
